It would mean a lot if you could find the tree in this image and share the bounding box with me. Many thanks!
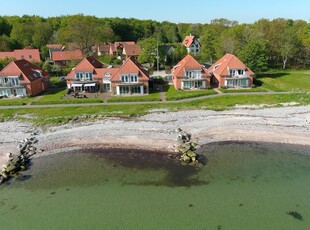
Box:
[200,28,221,64]
[0,17,12,36]
[58,14,101,54]
[173,45,187,63]
[239,39,268,72]
[138,37,158,66]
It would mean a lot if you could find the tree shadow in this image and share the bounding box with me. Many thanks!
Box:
[256,72,289,79]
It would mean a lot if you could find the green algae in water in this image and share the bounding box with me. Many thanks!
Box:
[0,142,309,230]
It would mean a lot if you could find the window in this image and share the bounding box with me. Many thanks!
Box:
[21,55,25,59]
[121,74,138,83]
[103,83,111,91]
[131,86,141,94]
[29,55,32,59]
[238,69,244,75]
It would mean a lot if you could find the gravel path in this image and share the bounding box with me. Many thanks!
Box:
[1,105,310,166]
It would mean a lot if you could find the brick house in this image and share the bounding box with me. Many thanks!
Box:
[209,54,255,88]
[0,49,41,63]
[51,50,83,66]
[0,60,50,97]
[171,54,210,90]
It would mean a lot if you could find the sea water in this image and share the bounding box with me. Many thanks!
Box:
[0,142,309,230]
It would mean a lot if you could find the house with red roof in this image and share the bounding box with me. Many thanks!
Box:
[110,57,149,95]
[209,54,255,88]
[171,54,210,90]
[66,56,106,92]
[94,44,110,56]
[122,44,141,60]
[0,60,49,97]
[46,44,65,59]
[66,56,149,95]
[51,50,83,66]
[182,34,201,56]
[109,41,136,57]
[0,49,41,63]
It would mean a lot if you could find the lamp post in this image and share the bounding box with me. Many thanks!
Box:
[156,42,159,76]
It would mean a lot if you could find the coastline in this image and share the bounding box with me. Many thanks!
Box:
[1,105,310,165]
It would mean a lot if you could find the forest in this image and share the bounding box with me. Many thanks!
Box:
[0,14,310,72]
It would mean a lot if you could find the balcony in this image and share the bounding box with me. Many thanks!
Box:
[0,83,22,88]
[230,73,250,79]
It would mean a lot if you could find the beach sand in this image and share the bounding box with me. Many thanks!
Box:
[1,105,310,166]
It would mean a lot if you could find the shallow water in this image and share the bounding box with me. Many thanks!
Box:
[0,142,309,230]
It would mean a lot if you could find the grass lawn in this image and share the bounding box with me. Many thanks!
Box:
[2,93,309,125]
[0,97,34,106]
[219,87,268,93]
[107,88,161,103]
[31,88,103,105]
[164,85,216,101]
[256,70,310,92]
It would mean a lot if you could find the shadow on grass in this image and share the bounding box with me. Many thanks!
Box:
[43,87,66,95]
[256,72,289,80]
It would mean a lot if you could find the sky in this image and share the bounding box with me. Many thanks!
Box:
[0,0,309,24]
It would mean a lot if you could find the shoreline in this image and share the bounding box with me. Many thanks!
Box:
[1,105,310,165]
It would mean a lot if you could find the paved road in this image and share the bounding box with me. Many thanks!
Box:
[0,92,296,110]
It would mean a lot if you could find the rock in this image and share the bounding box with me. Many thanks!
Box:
[181,154,191,163]
[5,164,17,173]
[187,151,197,158]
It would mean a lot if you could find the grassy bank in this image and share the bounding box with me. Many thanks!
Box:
[164,85,216,100]
[1,93,309,126]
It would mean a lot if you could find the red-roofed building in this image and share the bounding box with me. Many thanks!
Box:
[66,56,149,95]
[66,56,106,92]
[122,44,141,60]
[182,34,201,55]
[51,50,83,66]
[46,44,65,59]
[109,41,136,57]
[110,57,149,95]
[209,54,255,88]
[171,54,210,90]
[0,60,50,97]
[0,49,41,63]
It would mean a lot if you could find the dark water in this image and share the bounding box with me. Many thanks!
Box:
[0,142,309,230]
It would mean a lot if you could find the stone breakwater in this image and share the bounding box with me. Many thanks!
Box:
[0,135,41,184]
[176,128,203,165]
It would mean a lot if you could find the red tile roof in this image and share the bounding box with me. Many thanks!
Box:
[0,59,48,82]
[209,53,254,76]
[51,50,83,62]
[66,56,148,82]
[182,35,195,48]
[123,44,141,56]
[0,49,41,62]
[111,57,149,82]
[66,56,106,79]
[46,44,65,51]
[172,54,210,78]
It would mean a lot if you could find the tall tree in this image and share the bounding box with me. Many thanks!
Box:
[58,14,101,54]
[239,39,268,72]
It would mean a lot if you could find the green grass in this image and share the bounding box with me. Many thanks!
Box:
[219,87,268,93]
[31,88,104,105]
[257,69,310,92]
[2,93,309,125]
[107,89,161,103]
[164,85,216,101]
[0,97,34,106]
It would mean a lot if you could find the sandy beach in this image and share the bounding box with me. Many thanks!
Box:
[1,105,310,166]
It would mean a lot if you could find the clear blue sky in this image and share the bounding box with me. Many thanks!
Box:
[0,0,309,24]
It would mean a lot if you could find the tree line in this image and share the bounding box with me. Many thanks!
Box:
[0,15,309,72]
